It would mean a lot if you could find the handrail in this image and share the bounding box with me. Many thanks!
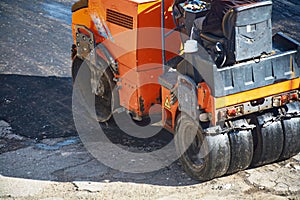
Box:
[161,0,166,72]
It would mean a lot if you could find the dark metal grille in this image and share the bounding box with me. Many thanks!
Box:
[106,9,133,29]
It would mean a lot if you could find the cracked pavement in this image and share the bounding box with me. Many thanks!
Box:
[0,0,300,199]
[0,130,299,199]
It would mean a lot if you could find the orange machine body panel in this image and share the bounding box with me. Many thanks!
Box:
[72,0,181,116]
[72,0,300,131]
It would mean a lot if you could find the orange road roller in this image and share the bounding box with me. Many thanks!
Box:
[71,0,300,180]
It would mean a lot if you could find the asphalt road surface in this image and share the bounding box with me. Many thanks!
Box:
[0,0,300,199]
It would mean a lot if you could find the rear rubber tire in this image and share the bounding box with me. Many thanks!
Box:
[226,119,253,174]
[251,112,284,167]
[72,56,83,83]
[280,102,300,160]
[94,67,116,123]
[175,113,230,181]
[71,56,117,123]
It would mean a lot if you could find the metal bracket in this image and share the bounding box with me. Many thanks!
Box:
[261,102,300,128]
[75,25,109,96]
[204,122,256,135]
[75,25,96,64]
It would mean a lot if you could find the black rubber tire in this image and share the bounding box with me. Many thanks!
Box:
[71,56,84,83]
[72,56,116,123]
[226,119,253,175]
[94,67,116,122]
[280,102,300,160]
[175,113,230,181]
[251,112,284,167]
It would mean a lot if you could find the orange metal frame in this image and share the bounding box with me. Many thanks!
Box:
[72,0,300,132]
[72,0,181,117]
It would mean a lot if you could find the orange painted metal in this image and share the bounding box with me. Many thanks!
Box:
[72,0,181,117]
[198,82,213,113]
[72,8,92,43]
[72,7,105,45]
[197,82,218,125]
[71,0,300,132]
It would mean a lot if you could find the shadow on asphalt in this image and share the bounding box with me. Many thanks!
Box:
[0,73,196,186]
[0,74,77,139]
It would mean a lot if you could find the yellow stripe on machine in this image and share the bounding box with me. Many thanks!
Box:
[215,78,300,109]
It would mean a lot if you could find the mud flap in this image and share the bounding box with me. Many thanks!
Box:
[177,75,199,121]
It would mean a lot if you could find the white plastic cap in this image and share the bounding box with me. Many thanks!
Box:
[184,40,198,53]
